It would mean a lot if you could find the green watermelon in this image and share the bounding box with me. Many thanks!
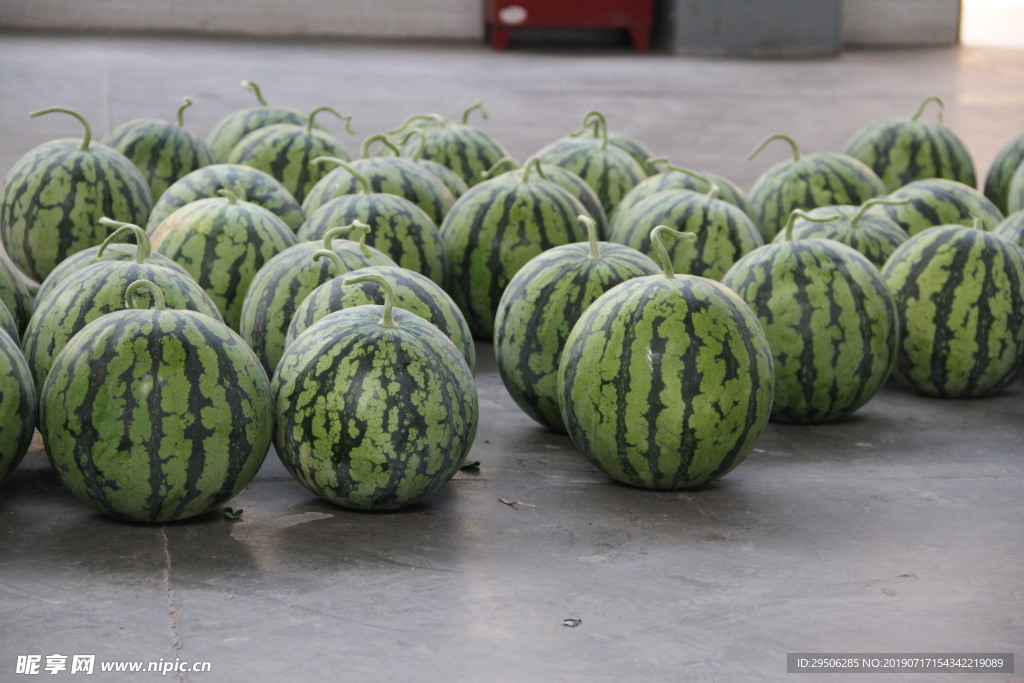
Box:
[382,130,469,200]
[570,110,657,175]
[205,80,317,162]
[557,226,774,489]
[881,223,1024,397]
[271,273,478,511]
[102,97,216,202]
[865,178,1004,236]
[993,210,1024,250]
[227,106,355,204]
[146,163,305,233]
[1007,160,1024,215]
[40,279,272,522]
[439,158,591,339]
[0,328,35,487]
[722,210,898,423]
[984,132,1024,214]
[286,254,475,372]
[0,249,35,334]
[22,220,223,391]
[149,189,298,330]
[0,107,153,282]
[843,96,977,192]
[0,301,18,343]
[493,215,660,432]
[239,222,397,374]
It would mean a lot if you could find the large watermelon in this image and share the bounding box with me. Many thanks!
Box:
[205,80,317,162]
[984,132,1024,215]
[493,215,660,432]
[557,226,774,489]
[40,279,272,522]
[0,328,35,488]
[380,130,469,201]
[272,273,478,511]
[865,178,1003,236]
[881,224,1024,397]
[0,107,152,282]
[843,96,977,191]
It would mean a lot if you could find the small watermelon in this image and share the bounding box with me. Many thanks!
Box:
[40,279,272,522]
[984,132,1024,215]
[384,129,469,200]
[0,107,153,282]
[0,328,35,488]
[865,178,1004,236]
[272,273,478,511]
[205,80,318,162]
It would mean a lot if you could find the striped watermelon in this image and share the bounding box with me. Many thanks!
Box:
[205,80,317,162]
[383,130,469,200]
[865,178,1004,236]
[843,96,977,191]
[227,106,355,204]
[439,158,591,339]
[0,328,35,487]
[571,110,657,175]
[609,179,763,281]
[557,226,774,489]
[101,97,216,202]
[0,301,18,343]
[149,189,298,330]
[271,273,477,510]
[993,210,1024,250]
[771,197,911,268]
[22,220,223,391]
[239,222,397,374]
[0,107,153,282]
[286,255,475,372]
[40,279,272,522]
[534,111,647,218]
[747,134,887,242]
[984,132,1024,214]
[722,210,898,423]
[881,224,1024,397]
[1007,160,1024,215]
[493,215,660,432]
[147,163,305,233]
[0,249,35,334]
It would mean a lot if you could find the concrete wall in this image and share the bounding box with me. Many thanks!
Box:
[843,0,962,46]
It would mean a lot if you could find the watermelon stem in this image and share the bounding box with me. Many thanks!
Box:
[579,215,601,260]
[98,218,152,263]
[217,188,242,205]
[312,248,348,276]
[648,159,721,198]
[343,274,398,329]
[481,156,520,178]
[650,226,697,280]
[576,111,609,151]
[912,96,945,124]
[361,134,402,159]
[748,134,800,163]
[390,114,443,134]
[125,279,166,311]
[308,106,356,136]
[242,80,270,107]
[29,107,92,152]
[783,209,839,242]
[323,221,373,258]
[462,101,488,125]
[396,129,426,161]
[176,97,192,128]
[521,157,548,183]
[311,157,372,195]
[849,197,913,227]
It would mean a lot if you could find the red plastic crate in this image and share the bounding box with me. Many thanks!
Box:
[484,0,654,51]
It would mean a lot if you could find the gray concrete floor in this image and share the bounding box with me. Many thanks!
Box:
[1,31,1023,682]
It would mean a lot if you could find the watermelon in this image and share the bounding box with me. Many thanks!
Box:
[722,210,898,423]
[1007,160,1024,215]
[0,301,18,343]
[843,96,977,191]
[0,328,35,487]
[227,106,355,204]
[297,160,445,285]
[557,226,774,489]
[865,178,1004,236]
[239,222,397,374]
[493,215,660,432]
[101,96,216,202]
[881,223,1024,397]
[993,210,1024,250]
[205,80,318,162]
[149,188,298,330]
[570,110,657,175]
[609,173,763,280]
[383,130,469,200]
[534,110,647,218]
[984,132,1024,214]
[271,272,478,511]
[22,219,223,391]
[0,107,153,282]
[146,163,305,233]
[286,254,475,372]
[439,158,591,339]
[40,279,272,522]
[0,249,35,334]
[747,134,887,242]
[771,197,911,268]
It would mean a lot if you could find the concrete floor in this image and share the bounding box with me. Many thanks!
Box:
[1,31,1022,682]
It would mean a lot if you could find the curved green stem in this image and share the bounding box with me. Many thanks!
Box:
[461,101,488,125]
[98,218,151,263]
[176,97,192,128]
[217,187,241,205]
[308,106,356,136]
[312,248,348,277]
[242,80,269,107]
[579,215,601,260]
[390,113,443,135]
[396,129,426,161]
[125,279,166,311]
[849,197,913,227]
[650,226,696,280]
[783,209,839,242]
[521,157,548,183]
[481,156,521,179]
[971,215,982,230]
[911,96,944,124]
[343,274,398,329]
[323,220,373,258]
[361,133,402,159]
[580,110,608,151]
[748,134,800,163]
[30,107,92,152]
[311,157,372,195]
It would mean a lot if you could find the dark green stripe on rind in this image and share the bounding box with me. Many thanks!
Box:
[881,225,1024,398]
[558,275,774,489]
[271,306,477,511]
[102,118,216,202]
[0,329,36,486]
[535,138,647,217]
[40,309,272,522]
[773,205,909,268]
[865,179,1004,236]
[984,132,1024,214]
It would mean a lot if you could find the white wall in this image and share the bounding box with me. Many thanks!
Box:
[843,0,962,46]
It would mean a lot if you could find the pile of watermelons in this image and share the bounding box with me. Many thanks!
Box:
[1,86,1023,521]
